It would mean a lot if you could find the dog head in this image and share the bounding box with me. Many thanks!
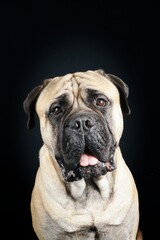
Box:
[23,69,130,182]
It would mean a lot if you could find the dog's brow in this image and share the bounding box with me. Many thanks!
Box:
[55,93,68,103]
[86,88,104,96]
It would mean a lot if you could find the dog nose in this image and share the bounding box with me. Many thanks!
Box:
[72,116,94,131]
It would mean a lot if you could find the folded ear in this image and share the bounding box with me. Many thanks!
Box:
[23,80,50,129]
[97,69,131,115]
[108,74,131,115]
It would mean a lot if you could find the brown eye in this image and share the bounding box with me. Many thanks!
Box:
[52,106,62,115]
[96,98,107,107]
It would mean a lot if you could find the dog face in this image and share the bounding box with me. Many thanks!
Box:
[23,70,130,182]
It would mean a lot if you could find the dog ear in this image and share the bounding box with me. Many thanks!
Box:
[23,79,50,129]
[107,74,131,115]
[96,69,131,115]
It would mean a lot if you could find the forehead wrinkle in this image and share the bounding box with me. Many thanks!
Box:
[70,76,83,108]
[45,76,74,99]
[73,74,119,102]
[71,76,80,97]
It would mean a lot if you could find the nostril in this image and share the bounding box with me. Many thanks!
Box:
[85,119,93,128]
[74,121,81,129]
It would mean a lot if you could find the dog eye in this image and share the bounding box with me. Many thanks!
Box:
[51,106,62,115]
[96,98,109,107]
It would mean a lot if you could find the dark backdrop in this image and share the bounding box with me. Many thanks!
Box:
[1,1,159,239]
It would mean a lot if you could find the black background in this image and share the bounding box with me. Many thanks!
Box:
[1,1,160,239]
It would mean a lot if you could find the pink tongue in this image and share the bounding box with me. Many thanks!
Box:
[79,154,98,166]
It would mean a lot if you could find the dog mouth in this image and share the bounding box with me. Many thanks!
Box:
[80,146,115,170]
[59,147,116,182]
[80,154,115,170]
[78,148,116,179]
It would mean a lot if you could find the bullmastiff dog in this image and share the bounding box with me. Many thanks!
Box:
[23,69,142,240]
